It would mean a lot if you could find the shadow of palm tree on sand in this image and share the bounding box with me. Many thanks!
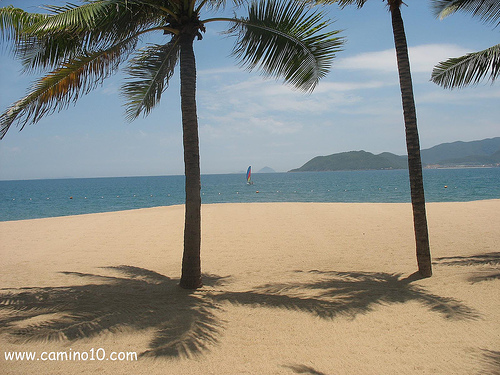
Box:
[283,349,500,375]
[1,267,478,360]
[284,364,329,375]
[433,252,500,283]
[0,266,226,358]
[433,252,500,267]
[479,349,500,375]
[210,270,479,320]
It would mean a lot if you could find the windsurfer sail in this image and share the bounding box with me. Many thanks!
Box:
[246,166,254,185]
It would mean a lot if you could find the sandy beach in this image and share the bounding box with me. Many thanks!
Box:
[1,201,499,375]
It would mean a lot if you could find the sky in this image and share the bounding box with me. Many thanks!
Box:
[0,0,499,180]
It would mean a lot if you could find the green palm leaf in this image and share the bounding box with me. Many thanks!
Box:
[122,40,181,120]
[312,0,369,8]
[202,0,247,10]
[431,43,500,88]
[0,1,167,77]
[432,0,500,27]
[431,0,500,88]
[0,6,47,42]
[16,26,89,74]
[29,0,164,38]
[0,39,136,139]
[229,0,343,91]
[19,0,166,70]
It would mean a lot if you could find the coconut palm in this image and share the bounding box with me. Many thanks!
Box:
[431,0,500,88]
[311,0,433,277]
[0,0,343,289]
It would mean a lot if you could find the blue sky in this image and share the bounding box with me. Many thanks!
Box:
[0,0,499,180]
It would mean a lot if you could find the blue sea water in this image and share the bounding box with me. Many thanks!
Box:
[1,168,499,222]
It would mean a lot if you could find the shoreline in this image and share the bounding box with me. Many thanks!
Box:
[1,201,499,374]
[2,198,500,223]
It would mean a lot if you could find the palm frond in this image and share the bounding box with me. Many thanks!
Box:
[15,30,88,74]
[30,0,164,38]
[432,0,500,27]
[228,0,344,92]
[0,6,47,42]
[19,0,166,68]
[122,40,181,120]
[0,39,136,139]
[202,0,247,11]
[431,43,500,88]
[310,0,369,8]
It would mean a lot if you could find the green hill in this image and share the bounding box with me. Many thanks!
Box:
[289,137,500,172]
[289,151,407,172]
[421,137,500,165]
[437,149,500,166]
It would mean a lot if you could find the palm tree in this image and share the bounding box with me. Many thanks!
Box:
[431,0,500,88]
[0,0,343,289]
[312,0,433,277]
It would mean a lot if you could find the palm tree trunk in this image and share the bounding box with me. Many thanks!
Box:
[179,32,203,289]
[390,4,432,277]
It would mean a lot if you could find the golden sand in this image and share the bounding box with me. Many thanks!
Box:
[1,201,499,374]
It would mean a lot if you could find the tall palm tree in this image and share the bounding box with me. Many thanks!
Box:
[431,0,500,88]
[0,0,343,289]
[312,0,433,277]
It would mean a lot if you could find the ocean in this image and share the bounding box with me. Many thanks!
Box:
[1,168,499,222]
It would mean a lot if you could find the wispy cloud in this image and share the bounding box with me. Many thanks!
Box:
[200,77,364,116]
[315,80,395,92]
[198,66,241,76]
[336,44,471,73]
[100,82,120,95]
[196,65,405,140]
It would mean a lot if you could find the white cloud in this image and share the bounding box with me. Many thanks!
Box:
[198,66,241,76]
[409,44,471,73]
[196,68,405,141]
[315,80,395,92]
[199,76,365,118]
[336,44,471,73]
[336,49,397,72]
[100,82,120,95]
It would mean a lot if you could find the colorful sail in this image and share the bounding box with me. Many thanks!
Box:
[246,166,252,184]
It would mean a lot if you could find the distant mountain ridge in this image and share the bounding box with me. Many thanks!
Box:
[289,137,500,172]
[420,138,500,165]
[289,151,407,172]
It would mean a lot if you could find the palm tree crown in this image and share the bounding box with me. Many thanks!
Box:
[432,0,500,26]
[431,0,500,88]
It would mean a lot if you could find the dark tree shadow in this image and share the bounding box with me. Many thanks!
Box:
[0,267,479,361]
[210,270,479,320]
[284,364,329,375]
[433,252,500,267]
[284,349,500,375]
[433,252,500,284]
[468,272,500,283]
[479,349,500,375]
[0,266,227,358]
